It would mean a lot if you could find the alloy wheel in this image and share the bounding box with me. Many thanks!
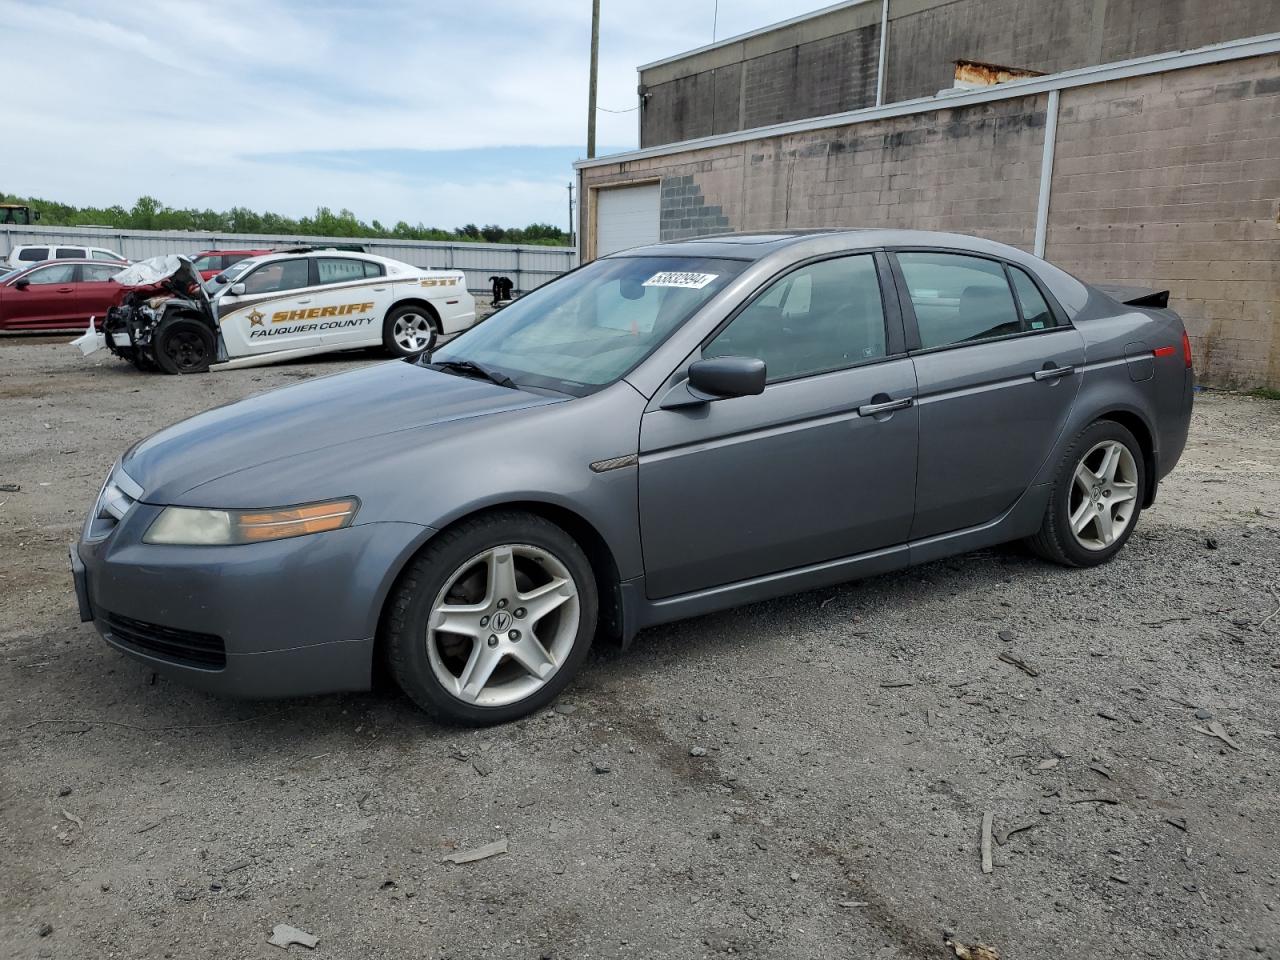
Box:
[1068,439,1139,550]
[393,312,435,352]
[425,544,580,707]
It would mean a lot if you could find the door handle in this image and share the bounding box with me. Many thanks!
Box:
[857,396,913,417]
[296,298,312,304]
[373,287,387,292]
[57,287,74,293]
[1033,363,1076,381]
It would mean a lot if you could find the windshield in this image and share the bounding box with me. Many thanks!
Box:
[431,255,746,395]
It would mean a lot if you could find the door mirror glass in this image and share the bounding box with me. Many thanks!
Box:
[229,282,246,296]
[688,356,766,398]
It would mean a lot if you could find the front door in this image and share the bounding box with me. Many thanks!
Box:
[7,262,80,328]
[638,252,919,599]
[892,251,1086,539]
[216,257,320,356]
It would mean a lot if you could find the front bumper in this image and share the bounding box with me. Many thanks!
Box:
[73,508,430,699]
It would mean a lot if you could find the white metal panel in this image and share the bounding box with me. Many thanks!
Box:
[595,184,660,256]
[0,225,576,293]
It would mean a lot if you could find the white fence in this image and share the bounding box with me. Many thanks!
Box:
[0,225,576,293]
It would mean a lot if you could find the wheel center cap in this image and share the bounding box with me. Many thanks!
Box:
[1090,484,1101,502]
[491,610,513,633]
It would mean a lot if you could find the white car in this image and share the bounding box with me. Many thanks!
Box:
[77,250,476,373]
[7,243,127,268]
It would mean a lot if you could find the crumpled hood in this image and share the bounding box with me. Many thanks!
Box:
[124,360,561,504]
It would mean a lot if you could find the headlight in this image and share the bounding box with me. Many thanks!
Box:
[143,497,359,546]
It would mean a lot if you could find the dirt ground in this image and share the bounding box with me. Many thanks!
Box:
[1,335,1278,960]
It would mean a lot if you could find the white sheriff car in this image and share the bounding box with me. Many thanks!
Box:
[79,249,476,373]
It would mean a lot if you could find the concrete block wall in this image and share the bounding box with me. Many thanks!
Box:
[886,0,1280,102]
[1046,54,1280,389]
[639,4,882,148]
[640,0,1280,148]
[586,93,1048,254]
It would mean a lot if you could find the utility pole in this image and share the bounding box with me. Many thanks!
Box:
[587,0,600,159]
[567,182,576,245]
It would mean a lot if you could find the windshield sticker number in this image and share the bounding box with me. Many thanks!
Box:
[642,271,718,290]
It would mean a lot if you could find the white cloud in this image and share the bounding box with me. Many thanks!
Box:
[0,0,829,226]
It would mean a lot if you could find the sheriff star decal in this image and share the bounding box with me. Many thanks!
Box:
[247,309,265,327]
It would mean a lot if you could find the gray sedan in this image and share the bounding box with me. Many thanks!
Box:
[72,230,1194,724]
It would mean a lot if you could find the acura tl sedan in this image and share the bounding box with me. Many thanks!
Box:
[72,230,1194,724]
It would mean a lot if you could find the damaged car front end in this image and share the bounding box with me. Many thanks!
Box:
[100,255,218,374]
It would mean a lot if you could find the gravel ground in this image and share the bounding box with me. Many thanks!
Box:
[1,335,1278,960]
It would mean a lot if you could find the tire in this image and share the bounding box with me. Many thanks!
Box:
[152,315,214,375]
[1027,419,1146,567]
[385,511,598,725]
[382,304,438,358]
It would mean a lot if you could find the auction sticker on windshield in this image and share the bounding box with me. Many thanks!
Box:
[642,271,718,289]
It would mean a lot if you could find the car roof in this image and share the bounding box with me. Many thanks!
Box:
[14,258,120,267]
[192,248,275,255]
[611,228,1044,262]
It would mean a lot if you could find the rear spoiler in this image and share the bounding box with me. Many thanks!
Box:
[1096,285,1170,309]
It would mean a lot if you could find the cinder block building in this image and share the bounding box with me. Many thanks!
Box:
[574,0,1280,389]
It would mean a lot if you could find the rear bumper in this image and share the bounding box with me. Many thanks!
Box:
[73,517,430,698]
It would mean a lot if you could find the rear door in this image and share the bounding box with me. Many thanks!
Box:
[891,250,1085,539]
[311,257,389,346]
[4,262,80,328]
[76,262,126,325]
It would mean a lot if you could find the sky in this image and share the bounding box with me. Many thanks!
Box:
[1,0,832,230]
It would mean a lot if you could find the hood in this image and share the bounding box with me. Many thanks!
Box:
[123,360,562,504]
[112,255,212,310]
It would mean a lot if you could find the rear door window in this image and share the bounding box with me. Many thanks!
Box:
[80,264,123,282]
[1009,266,1055,330]
[56,248,87,259]
[316,258,370,285]
[18,247,48,262]
[896,252,1021,349]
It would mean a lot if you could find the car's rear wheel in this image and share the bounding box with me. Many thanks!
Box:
[153,316,214,375]
[385,511,597,725]
[383,305,438,357]
[1027,419,1145,567]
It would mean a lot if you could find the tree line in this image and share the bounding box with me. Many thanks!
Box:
[0,193,571,247]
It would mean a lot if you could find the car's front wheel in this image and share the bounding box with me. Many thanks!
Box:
[385,511,598,725]
[153,315,214,374]
[1028,419,1146,567]
[383,305,438,357]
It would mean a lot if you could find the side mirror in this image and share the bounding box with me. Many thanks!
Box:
[229,282,246,296]
[688,356,766,398]
[660,356,767,410]
[14,277,30,290]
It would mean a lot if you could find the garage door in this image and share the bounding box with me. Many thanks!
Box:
[595,184,660,256]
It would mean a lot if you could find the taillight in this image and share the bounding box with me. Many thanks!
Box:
[1182,330,1192,369]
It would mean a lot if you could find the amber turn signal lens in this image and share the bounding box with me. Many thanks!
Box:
[237,499,359,542]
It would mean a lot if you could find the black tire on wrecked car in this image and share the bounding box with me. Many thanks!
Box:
[153,315,215,375]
